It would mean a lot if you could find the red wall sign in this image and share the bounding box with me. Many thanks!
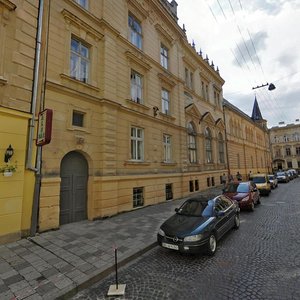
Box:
[36,109,53,146]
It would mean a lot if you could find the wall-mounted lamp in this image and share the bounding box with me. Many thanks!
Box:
[153,106,159,117]
[4,144,14,163]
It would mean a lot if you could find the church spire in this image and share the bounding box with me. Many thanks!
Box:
[251,96,263,121]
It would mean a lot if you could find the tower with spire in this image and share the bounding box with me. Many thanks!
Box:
[251,96,267,128]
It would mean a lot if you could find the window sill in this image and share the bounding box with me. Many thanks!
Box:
[124,160,151,166]
[161,162,177,166]
[60,74,100,92]
[159,112,176,121]
[67,126,91,134]
[126,99,150,111]
[0,76,8,86]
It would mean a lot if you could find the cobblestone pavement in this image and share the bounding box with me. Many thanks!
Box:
[0,186,222,300]
[72,178,300,300]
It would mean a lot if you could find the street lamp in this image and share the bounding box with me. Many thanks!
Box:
[252,83,276,91]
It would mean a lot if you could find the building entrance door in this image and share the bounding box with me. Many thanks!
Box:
[60,151,88,225]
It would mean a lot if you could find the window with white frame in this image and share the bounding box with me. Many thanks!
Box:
[161,89,170,115]
[133,187,144,208]
[185,67,193,90]
[187,122,197,163]
[131,127,144,161]
[286,147,291,156]
[74,0,88,9]
[70,38,89,83]
[218,132,225,163]
[131,70,143,103]
[163,134,172,162]
[72,111,85,127]
[296,146,300,155]
[160,44,168,69]
[128,14,142,49]
[205,127,213,163]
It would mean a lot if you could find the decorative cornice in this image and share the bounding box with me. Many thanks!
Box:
[0,0,16,11]
[155,23,174,44]
[125,50,151,71]
[61,9,104,40]
[157,72,176,87]
[127,0,149,19]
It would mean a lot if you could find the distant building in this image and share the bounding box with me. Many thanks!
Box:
[269,123,300,172]
[223,98,271,180]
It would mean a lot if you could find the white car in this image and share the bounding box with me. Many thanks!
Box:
[268,174,278,189]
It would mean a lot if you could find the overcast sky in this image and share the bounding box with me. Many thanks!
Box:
[175,0,300,128]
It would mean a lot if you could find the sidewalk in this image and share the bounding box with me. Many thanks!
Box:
[0,187,222,300]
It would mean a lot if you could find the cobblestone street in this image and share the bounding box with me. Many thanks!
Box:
[72,178,300,300]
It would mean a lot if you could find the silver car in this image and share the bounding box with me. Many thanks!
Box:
[268,174,278,189]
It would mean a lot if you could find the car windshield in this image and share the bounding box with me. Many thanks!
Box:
[236,183,249,193]
[177,199,213,217]
[268,175,274,180]
[277,172,285,176]
[252,176,266,184]
[224,183,238,193]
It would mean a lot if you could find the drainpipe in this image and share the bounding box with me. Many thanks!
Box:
[29,0,45,236]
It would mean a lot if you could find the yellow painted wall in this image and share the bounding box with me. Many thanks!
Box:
[0,107,33,244]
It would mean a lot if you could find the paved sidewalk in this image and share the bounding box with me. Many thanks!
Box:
[0,187,222,300]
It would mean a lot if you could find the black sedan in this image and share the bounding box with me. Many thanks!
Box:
[157,195,240,255]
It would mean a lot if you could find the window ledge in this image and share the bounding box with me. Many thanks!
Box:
[126,99,150,110]
[124,160,151,166]
[67,126,91,134]
[0,76,8,86]
[60,74,100,92]
[159,112,176,121]
[161,162,177,166]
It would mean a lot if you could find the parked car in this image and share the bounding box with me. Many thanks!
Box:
[223,181,260,211]
[157,195,240,255]
[251,174,271,196]
[276,171,289,183]
[268,174,278,189]
[288,169,298,179]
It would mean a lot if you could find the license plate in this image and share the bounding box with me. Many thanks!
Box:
[162,242,179,250]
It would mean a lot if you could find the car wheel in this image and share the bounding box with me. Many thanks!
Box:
[233,214,240,229]
[249,201,255,212]
[207,234,217,256]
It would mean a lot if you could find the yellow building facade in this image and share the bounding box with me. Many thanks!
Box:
[223,99,271,180]
[38,0,227,231]
[269,122,300,172]
[0,0,39,243]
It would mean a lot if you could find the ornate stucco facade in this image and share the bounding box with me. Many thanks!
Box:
[223,99,271,180]
[269,123,300,172]
[38,0,227,231]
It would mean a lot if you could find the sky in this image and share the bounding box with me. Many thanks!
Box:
[175,0,300,128]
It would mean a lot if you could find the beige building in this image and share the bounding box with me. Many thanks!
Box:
[223,98,271,180]
[269,122,300,172]
[38,0,227,231]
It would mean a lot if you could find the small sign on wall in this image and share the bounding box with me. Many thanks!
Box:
[36,109,53,146]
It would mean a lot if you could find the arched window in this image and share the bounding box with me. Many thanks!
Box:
[218,132,225,163]
[187,122,197,163]
[205,127,213,163]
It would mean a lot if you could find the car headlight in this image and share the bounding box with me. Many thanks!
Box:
[241,196,249,202]
[184,234,203,242]
[158,228,165,236]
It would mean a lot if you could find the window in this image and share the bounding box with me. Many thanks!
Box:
[218,133,225,163]
[161,89,170,115]
[211,177,215,186]
[205,127,212,163]
[195,180,199,191]
[70,38,89,83]
[189,180,194,192]
[214,89,220,106]
[131,127,144,161]
[131,70,143,103]
[298,161,300,168]
[74,0,88,9]
[185,67,193,90]
[166,184,173,200]
[287,161,292,168]
[187,123,197,163]
[286,148,291,156]
[72,111,84,127]
[275,149,281,157]
[160,44,168,69]
[207,177,210,187]
[202,80,209,101]
[163,134,172,162]
[133,187,144,208]
[128,14,142,49]
[296,147,300,155]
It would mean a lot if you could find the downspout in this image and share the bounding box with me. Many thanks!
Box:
[29,0,45,236]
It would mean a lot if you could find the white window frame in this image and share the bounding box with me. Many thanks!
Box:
[205,127,213,163]
[218,133,225,163]
[70,38,90,83]
[131,127,144,161]
[187,123,197,163]
[160,44,168,69]
[128,14,142,49]
[131,70,143,103]
[162,89,170,115]
[163,134,172,162]
[133,187,144,208]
